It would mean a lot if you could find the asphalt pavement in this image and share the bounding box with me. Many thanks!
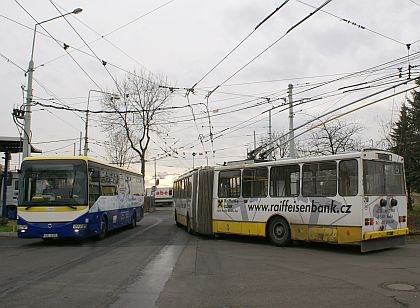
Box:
[0,208,419,308]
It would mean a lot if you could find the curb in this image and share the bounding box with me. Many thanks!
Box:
[0,232,17,238]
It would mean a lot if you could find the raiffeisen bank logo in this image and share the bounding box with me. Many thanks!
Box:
[248,200,352,214]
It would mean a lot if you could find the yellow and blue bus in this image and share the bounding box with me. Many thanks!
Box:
[174,149,408,252]
[17,156,144,240]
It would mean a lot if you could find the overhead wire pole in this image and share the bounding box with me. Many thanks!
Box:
[84,89,120,156]
[288,84,295,157]
[262,77,419,157]
[21,7,83,159]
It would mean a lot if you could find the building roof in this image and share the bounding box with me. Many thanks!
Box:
[0,136,41,154]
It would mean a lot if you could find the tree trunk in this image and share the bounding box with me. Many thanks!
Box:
[407,185,413,211]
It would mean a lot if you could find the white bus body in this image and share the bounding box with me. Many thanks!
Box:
[174,150,408,252]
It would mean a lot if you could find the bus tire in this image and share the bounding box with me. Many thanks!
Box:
[129,211,136,229]
[98,216,108,240]
[267,216,291,247]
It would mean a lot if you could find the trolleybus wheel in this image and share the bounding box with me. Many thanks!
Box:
[267,216,291,246]
[98,216,108,240]
[129,212,136,229]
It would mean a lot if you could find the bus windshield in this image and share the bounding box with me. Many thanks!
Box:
[20,160,87,206]
[363,160,405,195]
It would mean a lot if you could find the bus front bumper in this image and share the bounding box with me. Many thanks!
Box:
[17,218,91,239]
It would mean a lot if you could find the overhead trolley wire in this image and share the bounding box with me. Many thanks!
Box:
[261,77,419,153]
[40,0,177,74]
[14,0,103,90]
[206,0,333,98]
[190,0,291,91]
[295,0,407,47]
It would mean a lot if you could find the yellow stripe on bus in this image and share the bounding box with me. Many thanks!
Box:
[212,221,363,243]
[363,228,409,240]
[212,220,266,236]
[291,225,362,243]
[17,206,88,212]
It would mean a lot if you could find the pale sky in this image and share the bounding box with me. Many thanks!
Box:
[1,0,419,187]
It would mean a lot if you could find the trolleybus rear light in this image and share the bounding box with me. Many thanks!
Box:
[370,218,374,225]
[364,218,370,226]
[399,216,406,223]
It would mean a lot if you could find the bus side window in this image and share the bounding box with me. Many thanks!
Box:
[218,170,241,198]
[303,161,337,197]
[270,165,300,197]
[339,160,358,196]
[89,167,101,207]
[242,167,268,198]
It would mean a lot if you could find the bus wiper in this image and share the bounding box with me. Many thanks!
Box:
[65,205,78,210]
[25,205,34,210]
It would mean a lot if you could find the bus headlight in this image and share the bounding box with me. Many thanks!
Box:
[72,224,87,229]
[17,225,28,230]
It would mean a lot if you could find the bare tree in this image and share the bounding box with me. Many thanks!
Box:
[104,129,137,168]
[300,118,363,156]
[101,70,171,175]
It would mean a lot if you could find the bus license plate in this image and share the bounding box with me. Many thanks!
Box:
[43,233,58,238]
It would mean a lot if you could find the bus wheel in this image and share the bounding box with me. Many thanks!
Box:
[98,216,108,240]
[129,212,136,229]
[267,216,291,247]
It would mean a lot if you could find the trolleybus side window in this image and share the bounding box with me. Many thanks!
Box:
[270,165,300,197]
[185,178,192,198]
[242,167,268,198]
[218,170,241,198]
[339,160,358,196]
[302,161,337,197]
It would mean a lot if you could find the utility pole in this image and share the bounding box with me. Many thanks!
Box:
[22,8,83,159]
[268,109,272,160]
[288,83,295,158]
[84,90,120,156]
[253,130,256,149]
[79,132,82,156]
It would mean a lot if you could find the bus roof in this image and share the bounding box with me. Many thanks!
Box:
[23,156,142,176]
[174,149,402,180]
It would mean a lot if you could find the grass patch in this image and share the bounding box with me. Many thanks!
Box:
[0,219,16,232]
[408,203,420,236]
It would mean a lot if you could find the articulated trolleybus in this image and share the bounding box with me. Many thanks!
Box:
[174,149,408,252]
[17,156,144,240]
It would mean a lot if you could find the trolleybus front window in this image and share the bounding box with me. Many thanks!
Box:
[363,160,405,195]
[20,160,87,206]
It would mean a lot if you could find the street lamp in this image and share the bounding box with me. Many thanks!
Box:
[84,90,120,156]
[22,8,83,159]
